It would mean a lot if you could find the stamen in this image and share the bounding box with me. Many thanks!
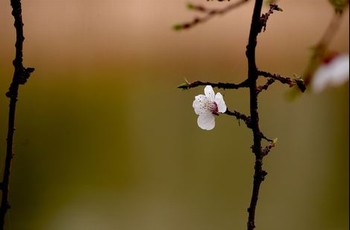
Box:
[211,102,219,115]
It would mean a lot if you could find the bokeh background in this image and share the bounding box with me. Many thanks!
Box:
[0,0,348,230]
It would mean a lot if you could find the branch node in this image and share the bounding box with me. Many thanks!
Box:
[19,67,35,85]
[262,138,278,156]
[6,67,35,98]
[260,170,268,181]
[257,78,275,93]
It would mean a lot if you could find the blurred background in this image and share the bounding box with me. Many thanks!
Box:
[0,0,348,229]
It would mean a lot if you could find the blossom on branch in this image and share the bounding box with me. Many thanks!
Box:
[311,53,349,93]
[192,85,227,130]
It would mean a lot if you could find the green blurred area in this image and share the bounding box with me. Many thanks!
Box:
[0,1,349,230]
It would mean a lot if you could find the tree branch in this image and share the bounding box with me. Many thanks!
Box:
[258,70,306,92]
[173,0,249,31]
[0,0,34,228]
[225,109,252,128]
[256,78,275,93]
[178,79,249,90]
[245,0,265,229]
[260,4,283,32]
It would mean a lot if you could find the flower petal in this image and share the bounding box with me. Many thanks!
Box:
[312,54,349,93]
[197,113,215,130]
[214,92,227,113]
[193,95,208,115]
[204,85,215,101]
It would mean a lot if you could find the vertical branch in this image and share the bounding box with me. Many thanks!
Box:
[176,2,301,229]
[245,0,265,230]
[0,0,33,228]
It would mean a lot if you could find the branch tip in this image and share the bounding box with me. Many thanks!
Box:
[174,0,249,30]
[262,138,278,156]
[294,78,306,92]
[260,3,283,32]
[258,70,306,92]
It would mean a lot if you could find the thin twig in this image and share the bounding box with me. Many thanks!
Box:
[256,78,275,93]
[0,0,34,228]
[173,0,249,30]
[260,4,283,32]
[258,70,306,92]
[178,79,249,90]
[225,109,251,128]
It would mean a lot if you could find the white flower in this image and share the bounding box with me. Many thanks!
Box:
[192,85,227,130]
[312,54,349,93]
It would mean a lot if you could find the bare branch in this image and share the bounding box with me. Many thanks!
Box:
[260,4,283,32]
[178,79,249,90]
[225,109,252,128]
[173,0,249,31]
[0,0,34,227]
[258,70,306,92]
[257,78,275,93]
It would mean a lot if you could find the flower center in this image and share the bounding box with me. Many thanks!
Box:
[203,101,218,115]
[211,102,219,115]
